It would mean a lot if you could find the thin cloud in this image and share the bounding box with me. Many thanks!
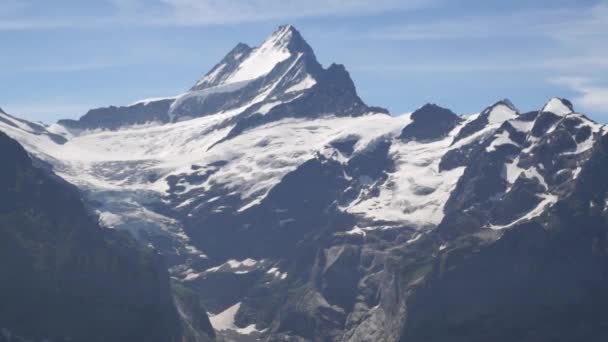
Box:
[544,3,608,44]
[0,0,435,30]
[369,4,607,42]
[359,3,608,73]
[352,56,608,74]
[158,0,432,24]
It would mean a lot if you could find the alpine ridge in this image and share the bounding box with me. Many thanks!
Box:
[57,25,383,133]
[2,25,608,341]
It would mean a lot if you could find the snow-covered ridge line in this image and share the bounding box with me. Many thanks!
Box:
[1,97,601,219]
[542,97,573,116]
[223,25,293,85]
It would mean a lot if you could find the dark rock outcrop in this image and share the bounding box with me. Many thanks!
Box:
[400,104,461,142]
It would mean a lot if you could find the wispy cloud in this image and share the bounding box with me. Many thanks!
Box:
[368,11,550,41]
[0,0,435,30]
[369,3,607,42]
[157,0,432,24]
[549,76,608,114]
[544,3,608,44]
[352,56,608,74]
[359,3,608,72]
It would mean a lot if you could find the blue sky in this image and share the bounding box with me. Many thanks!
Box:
[0,0,607,123]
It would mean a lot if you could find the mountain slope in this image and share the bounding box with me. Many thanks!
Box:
[400,98,608,341]
[0,132,214,342]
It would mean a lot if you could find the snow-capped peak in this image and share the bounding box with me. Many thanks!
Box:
[484,99,519,124]
[262,24,297,50]
[222,26,293,84]
[541,97,573,116]
[192,25,309,91]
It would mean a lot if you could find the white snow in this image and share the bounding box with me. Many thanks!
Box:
[504,156,524,184]
[183,269,202,281]
[212,113,405,212]
[206,258,259,273]
[509,119,534,133]
[97,211,123,228]
[209,303,241,331]
[542,98,572,116]
[209,302,264,335]
[487,104,517,124]
[344,113,470,227]
[167,80,253,120]
[489,193,558,230]
[229,259,257,267]
[266,267,288,280]
[195,63,227,87]
[564,133,596,155]
[572,166,582,179]
[504,161,548,192]
[523,167,548,190]
[286,75,316,93]
[345,226,367,236]
[406,233,422,244]
[256,100,283,115]
[1,93,597,264]
[223,26,292,85]
[486,130,519,152]
[130,94,183,106]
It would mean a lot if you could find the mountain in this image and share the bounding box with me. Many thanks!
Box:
[0,132,214,342]
[57,25,385,133]
[3,25,608,341]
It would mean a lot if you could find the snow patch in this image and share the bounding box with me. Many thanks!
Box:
[523,167,548,190]
[490,193,558,230]
[542,98,572,116]
[130,94,182,106]
[266,267,288,280]
[509,119,534,133]
[406,233,422,244]
[504,156,524,184]
[223,26,292,85]
[286,74,316,93]
[345,226,367,236]
[209,303,265,335]
[572,166,582,179]
[345,114,469,227]
[206,258,260,273]
[486,130,518,152]
[97,211,123,228]
[487,104,517,124]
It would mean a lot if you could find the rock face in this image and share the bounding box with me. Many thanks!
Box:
[0,132,214,342]
[400,103,461,142]
[58,99,174,130]
[2,25,608,341]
